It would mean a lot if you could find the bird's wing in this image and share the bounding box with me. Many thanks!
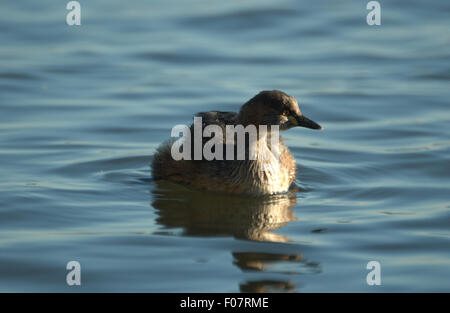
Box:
[195,111,239,127]
[190,111,238,145]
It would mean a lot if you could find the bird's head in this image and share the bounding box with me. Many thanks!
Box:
[238,90,322,131]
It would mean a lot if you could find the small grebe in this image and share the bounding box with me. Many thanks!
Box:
[152,90,322,195]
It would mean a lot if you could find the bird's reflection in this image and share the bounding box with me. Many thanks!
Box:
[151,180,320,292]
[233,252,303,272]
[152,180,297,242]
[239,280,296,293]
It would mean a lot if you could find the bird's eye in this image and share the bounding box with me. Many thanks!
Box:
[282,111,288,116]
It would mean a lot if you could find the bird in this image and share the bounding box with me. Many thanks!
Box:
[151,90,322,196]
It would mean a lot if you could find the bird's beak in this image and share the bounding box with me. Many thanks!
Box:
[295,115,322,130]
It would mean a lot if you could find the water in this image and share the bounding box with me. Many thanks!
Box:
[0,0,449,292]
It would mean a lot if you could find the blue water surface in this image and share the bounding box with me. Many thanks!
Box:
[0,0,449,292]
